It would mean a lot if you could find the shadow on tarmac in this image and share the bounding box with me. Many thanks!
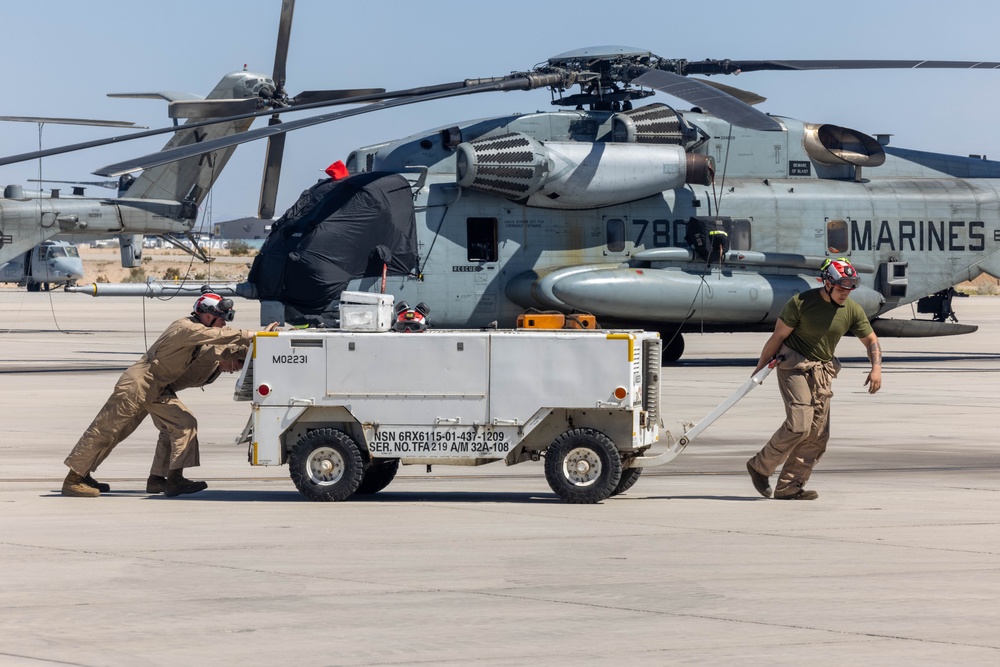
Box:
[679,351,1000,368]
[43,489,766,504]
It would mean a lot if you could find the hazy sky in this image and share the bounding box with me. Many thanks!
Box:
[3,0,1000,225]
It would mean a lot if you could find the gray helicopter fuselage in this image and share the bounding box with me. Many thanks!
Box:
[341,105,1000,331]
[0,69,266,266]
[0,239,83,289]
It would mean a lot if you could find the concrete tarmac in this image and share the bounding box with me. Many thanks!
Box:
[1,289,998,666]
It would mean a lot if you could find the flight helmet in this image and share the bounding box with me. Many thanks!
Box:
[820,258,859,290]
[193,293,236,322]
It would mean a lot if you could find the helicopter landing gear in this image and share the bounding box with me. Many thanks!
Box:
[917,287,967,323]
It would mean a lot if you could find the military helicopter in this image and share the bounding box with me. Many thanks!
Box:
[0,0,379,273]
[11,36,1000,360]
[0,239,83,291]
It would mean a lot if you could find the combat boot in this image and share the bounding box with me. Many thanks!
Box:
[83,474,111,493]
[62,470,100,497]
[146,475,167,494]
[164,469,208,498]
[746,460,772,498]
[775,489,819,500]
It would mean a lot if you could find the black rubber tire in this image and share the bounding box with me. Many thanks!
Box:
[544,428,622,504]
[26,282,40,293]
[610,467,643,497]
[356,459,400,495]
[288,428,364,501]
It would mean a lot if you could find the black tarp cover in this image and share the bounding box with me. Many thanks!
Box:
[248,172,418,313]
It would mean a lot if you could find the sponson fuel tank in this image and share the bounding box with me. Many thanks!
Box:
[455,132,714,209]
[509,266,884,325]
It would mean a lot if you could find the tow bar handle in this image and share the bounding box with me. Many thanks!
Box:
[678,356,782,446]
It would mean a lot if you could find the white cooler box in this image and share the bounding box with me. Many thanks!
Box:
[339,291,394,331]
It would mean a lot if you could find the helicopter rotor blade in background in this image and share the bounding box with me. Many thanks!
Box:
[0,116,146,128]
[632,70,782,131]
[258,118,286,219]
[272,0,294,94]
[167,98,261,120]
[28,178,120,190]
[256,0,296,220]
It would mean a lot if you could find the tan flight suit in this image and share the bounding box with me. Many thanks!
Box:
[81,344,247,476]
[147,344,246,477]
[64,317,253,476]
[748,345,840,497]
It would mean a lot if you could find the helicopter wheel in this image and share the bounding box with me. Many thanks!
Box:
[661,334,685,364]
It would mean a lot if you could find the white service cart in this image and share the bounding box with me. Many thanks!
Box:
[235,328,663,503]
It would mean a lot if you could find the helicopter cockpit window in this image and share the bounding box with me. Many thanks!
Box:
[827,219,849,254]
[65,245,80,258]
[606,219,626,252]
[47,246,68,258]
[467,217,498,263]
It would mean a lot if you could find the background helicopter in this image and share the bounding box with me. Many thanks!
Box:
[0,239,83,291]
[6,1,1000,362]
[0,0,378,271]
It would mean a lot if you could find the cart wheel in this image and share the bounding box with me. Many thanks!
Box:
[544,428,622,504]
[288,428,364,501]
[356,459,400,495]
[610,467,643,497]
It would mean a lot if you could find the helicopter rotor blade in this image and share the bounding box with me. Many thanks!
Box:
[28,178,119,190]
[168,98,260,120]
[292,88,386,105]
[272,0,295,92]
[632,70,782,131]
[691,78,766,106]
[93,75,562,177]
[678,58,1000,75]
[258,118,286,219]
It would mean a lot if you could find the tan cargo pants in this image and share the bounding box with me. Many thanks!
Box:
[748,346,840,497]
[65,386,199,476]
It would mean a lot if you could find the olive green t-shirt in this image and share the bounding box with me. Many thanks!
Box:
[779,288,874,362]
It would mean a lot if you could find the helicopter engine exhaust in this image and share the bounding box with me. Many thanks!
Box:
[456,132,714,209]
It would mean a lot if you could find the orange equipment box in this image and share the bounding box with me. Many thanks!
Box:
[516,312,566,329]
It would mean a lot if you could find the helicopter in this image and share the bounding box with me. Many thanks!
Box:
[0,87,258,270]
[7,15,1000,360]
[0,239,83,291]
[0,0,380,273]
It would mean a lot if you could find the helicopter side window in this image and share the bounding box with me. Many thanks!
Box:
[827,219,849,254]
[467,217,498,263]
[727,219,752,251]
[606,219,626,252]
